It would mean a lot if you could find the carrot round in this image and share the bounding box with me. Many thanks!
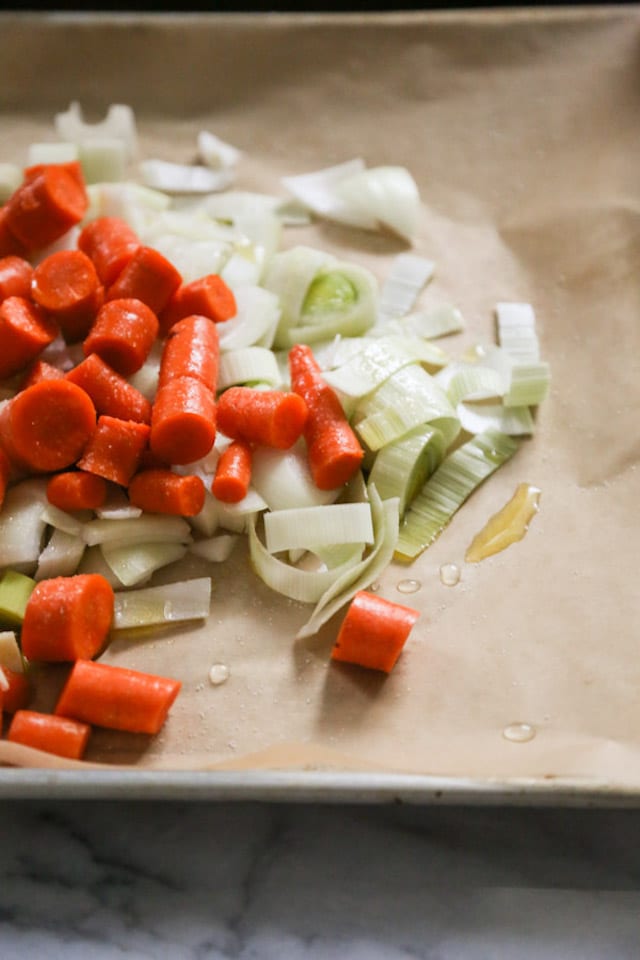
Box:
[0,667,31,714]
[3,164,88,251]
[128,468,205,516]
[0,255,33,302]
[216,386,308,450]
[289,343,364,490]
[24,160,86,189]
[54,658,181,735]
[106,245,182,315]
[0,378,96,473]
[77,415,150,486]
[330,590,420,674]
[20,358,65,389]
[21,573,114,662]
[0,207,27,258]
[157,314,219,391]
[159,274,237,336]
[47,470,108,512]
[83,297,159,376]
[66,352,152,424]
[150,376,216,465]
[0,295,59,380]
[211,439,252,503]
[7,709,90,760]
[31,249,104,342]
[77,215,140,286]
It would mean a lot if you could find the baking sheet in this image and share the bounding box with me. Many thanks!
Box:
[0,8,639,800]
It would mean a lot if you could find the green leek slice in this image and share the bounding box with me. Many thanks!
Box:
[263,502,374,554]
[368,425,446,515]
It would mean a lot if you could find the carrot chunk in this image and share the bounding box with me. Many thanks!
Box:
[3,164,88,252]
[77,215,140,286]
[66,352,152,424]
[47,470,108,512]
[211,439,252,503]
[159,274,237,336]
[20,358,65,389]
[0,295,59,380]
[0,207,27,258]
[21,573,114,662]
[106,245,182,315]
[77,415,150,486]
[0,668,31,714]
[54,659,181,735]
[330,590,420,673]
[0,379,96,473]
[150,377,216,465]
[216,386,308,450]
[7,709,90,760]
[83,297,159,376]
[31,249,104,342]
[128,469,205,516]
[157,314,219,391]
[0,255,33,302]
[289,343,364,490]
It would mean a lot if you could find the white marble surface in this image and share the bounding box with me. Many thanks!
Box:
[1,800,639,958]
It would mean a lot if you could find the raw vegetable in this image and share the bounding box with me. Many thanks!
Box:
[0,668,31,714]
[46,471,108,512]
[66,351,152,423]
[216,386,308,450]
[211,440,252,504]
[330,590,419,673]
[128,469,205,517]
[84,297,159,375]
[20,573,114,662]
[0,255,33,301]
[77,215,140,286]
[0,570,36,626]
[0,295,59,379]
[77,415,150,486]
[7,709,91,760]
[159,273,236,335]
[30,249,103,342]
[150,376,216,465]
[105,244,181,314]
[3,163,88,251]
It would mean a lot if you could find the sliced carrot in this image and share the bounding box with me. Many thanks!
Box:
[216,386,308,450]
[77,415,150,486]
[157,314,219,391]
[47,470,108,512]
[0,255,33,302]
[83,297,159,376]
[7,709,91,760]
[77,215,140,286]
[0,207,27,258]
[0,379,96,473]
[289,343,364,490]
[0,295,59,380]
[211,439,252,503]
[20,358,65,389]
[3,164,88,252]
[106,245,182,315]
[159,274,237,336]
[54,658,181,735]
[330,590,420,674]
[128,469,205,516]
[66,352,152,424]
[24,160,85,189]
[0,667,31,714]
[21,573,114,662]
[31,249,104,342]
[150,377,216,465]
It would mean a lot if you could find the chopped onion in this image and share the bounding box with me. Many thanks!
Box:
[197,130,242,170]
[0,480,49,571]
[377,303,464,340]
[217,286,281,351]
[281,158,371,227]
[112,577,212,630]
[251,443,340,511]
[95,488,143,521]
[378,253,435,321]
[101,541,188,587]
[27,142,79,166]
[189,534,238,563]
[334,165,421,241]
[82,515,192,548]
[40,504,85,537]
[55,101,138,161]
[0,163,21,203]
[35,528,86,581]
[140,158,234,194]
[78,138,127,184]
[0,631,24,673]
[496,301,540,362]
[263,502,374,554]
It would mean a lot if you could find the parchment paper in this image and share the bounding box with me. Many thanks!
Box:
[0,8,639,786]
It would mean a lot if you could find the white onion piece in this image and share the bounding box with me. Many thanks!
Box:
[78,138,127,184]
[189,534,238,563]
[496,301,540,362]
[40,504,85,536]
[204,191,310,227]
[91,181,170,233]
[282,158,371,227]
[140,158,234,194]
[251,444,340,511]
[101,540,188,588]
[95,488,142,521]
[189,491,220,538]
[0,632,24,673]
[27,142,79,166]
[217,286,281,350]
[0,480,49,572]
[35,528,85,581]
[82,515,192,547]
[197,130,242,170]
[112,577,212,630]
[0,163,21,202]
[335,166,421,241]
[55,101,138,161]
[127,340,162,401]
[149,234,230,284]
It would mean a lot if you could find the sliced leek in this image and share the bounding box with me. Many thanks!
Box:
[368,425,446,515]
[82,515,192,548]
[457,402,535,437]
[396,429,519,561]
[495,301,540,362]
[263,502,374,554]
[218,347,282,390]
[101,541,189,588]
[112,577,212,630]
[378,253,435,320]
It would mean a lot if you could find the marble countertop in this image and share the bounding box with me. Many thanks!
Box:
[1,799,639,958]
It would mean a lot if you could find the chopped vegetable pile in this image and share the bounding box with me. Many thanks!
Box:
[0,103,550,762]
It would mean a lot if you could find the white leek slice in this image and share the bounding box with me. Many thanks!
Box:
[251,444,340,511]
[140,159,234,194]
[378,253,435,320]
[35,528,86,581]
[197,130,242,170]
[457,402,535,437]
[368,425,446,515]
[281,158,371,227]
[101,541,188,587]
[496,301,540,362]
[112,577,212,630]
[263,502,374,554]
[150,235,230,285]
[391,303,465,340]
[0,163,21,203]
[78,138,127,184]
[82,515,192,547]
[0,631,24,673]
[442,364,506,408]
[218,347,282,390]
[77,545,125,589]
[217,286,280,351]
[295,486,399,640]
[55,101,138,160]
[479,342,550,408]
[0,479,49,571]
[189,534,238,563]
[323,335,446,399]
[204,190,310,227]
[27,142,79,166]
[263,245,334,332]
[396,429,519,560]
[221,250,262,289]
[333,165,421,241]
[95,488,143,521]
[214,489,269,535]
[91,181,171,233]
[40,503,85,537]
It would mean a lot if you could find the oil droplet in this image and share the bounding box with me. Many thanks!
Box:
[396,578,421,594]
[208,663,230,686]
[465,483,541,563]
[439,563,461,587]
[502,722,536,743]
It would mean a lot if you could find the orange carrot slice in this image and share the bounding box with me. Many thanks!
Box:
[3,164,88,251]
[46,470,108,512]
[0,295,59,380]
[106,245,181,315]
[150,377,216,465]
[211,439,252,503]
[0,255,33,302]
[77,415,150,486]
[128,469,205,516]
[7,709,90,760]
[77,215,140,286]
[31,249,104,342]
[157,314,220,391]
[330,590,420,673]
[159,274,237,336]
[21,573,114,662]
[216,386,308,450]
[0,668,31,714]
[83,297,159,376]
[66,352,152,424]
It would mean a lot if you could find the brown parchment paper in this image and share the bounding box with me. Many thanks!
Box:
[0,8,639,786]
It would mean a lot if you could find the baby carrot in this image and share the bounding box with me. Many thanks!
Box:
[0,667,31,714]
[150,377,216,465]
[157,314,219,391]
[7,709,91,760]
[0,255,33,302]
[23,160,85,189]
[211,439,252,503]
[77,215,140,286]
[54,659,181,735]
[330,590,420,674]
[106,245,182,315]
[31,249,104,342]
[216,386,308,450]
[289,343,364,490]
[159,274,237,336]
[128,469,205,516]
[0,379,96,473]
[66,352,152,424]
[47,470,108,512]
[0,207,27,258]
[0,295,59,380]
[77,415,150,486]
[3,163,88,252]
[20,358,65,389]
[21,573,114,662]
[83,297,159,376]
